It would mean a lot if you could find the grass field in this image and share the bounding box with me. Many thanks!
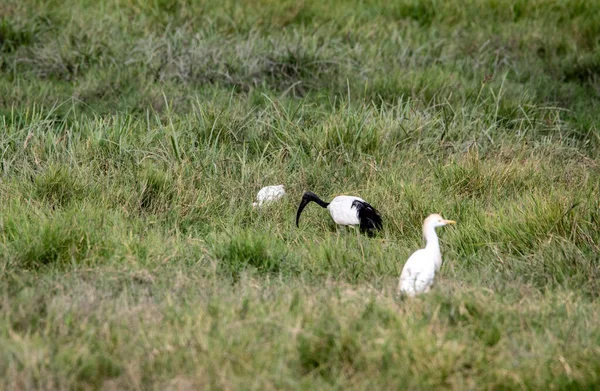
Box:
[1,0,600,389]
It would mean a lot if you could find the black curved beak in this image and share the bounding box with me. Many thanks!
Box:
[295,195,310,228]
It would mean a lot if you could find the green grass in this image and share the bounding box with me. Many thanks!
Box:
[1,0,600,389]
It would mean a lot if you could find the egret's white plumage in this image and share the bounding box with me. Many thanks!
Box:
[296,192,382,234]
[398,214,455,297]
[253,185,286,208]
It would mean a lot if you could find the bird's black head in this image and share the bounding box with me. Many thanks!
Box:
[295,192,328,228]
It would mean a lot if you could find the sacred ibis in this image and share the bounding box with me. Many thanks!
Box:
[398,214,455,296]
[295,192,383,234]
[253,185,286,208]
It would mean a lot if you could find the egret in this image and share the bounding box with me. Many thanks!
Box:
[253,185,286,208]
[295,191,382,234]
[398,214,456,296]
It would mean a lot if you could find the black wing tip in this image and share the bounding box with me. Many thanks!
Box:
[353,200,383,233]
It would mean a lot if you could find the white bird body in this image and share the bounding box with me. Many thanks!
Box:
[327,195,365,226]
[253,185,286,208]
[296,192,382,234]
[398,214,455,297]
[398,248,438,296]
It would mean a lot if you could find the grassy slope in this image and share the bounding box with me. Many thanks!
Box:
[1,0,600,389]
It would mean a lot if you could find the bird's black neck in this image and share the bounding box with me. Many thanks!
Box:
[296,191,330,228]
[304,192,329,208]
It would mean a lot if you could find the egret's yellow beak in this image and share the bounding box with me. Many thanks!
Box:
[444,219,457,225]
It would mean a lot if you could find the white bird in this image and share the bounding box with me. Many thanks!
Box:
[253,185,286,208]
[295,191,382,234]
[398,214,456,297]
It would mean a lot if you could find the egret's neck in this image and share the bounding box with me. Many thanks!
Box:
[424,224,442,270]
[424,225,440,253]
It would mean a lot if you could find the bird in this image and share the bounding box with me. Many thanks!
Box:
[253,185,286,208]
[398,214,456,297]
[295,191,383,234]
